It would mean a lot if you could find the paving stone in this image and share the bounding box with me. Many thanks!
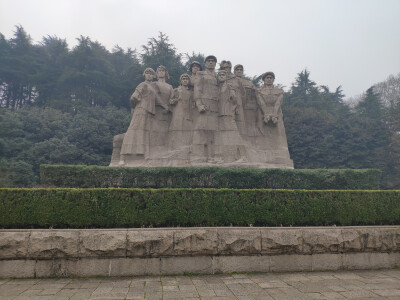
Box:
[179,284,196,291]
[372,289,400,297]
[258,280,289,288]
[339,289,381,298]
[321,291,346,299]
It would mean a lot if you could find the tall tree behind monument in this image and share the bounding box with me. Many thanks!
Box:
[141,32,186,88]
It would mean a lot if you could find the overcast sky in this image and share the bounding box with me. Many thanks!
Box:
[1,0,399,99]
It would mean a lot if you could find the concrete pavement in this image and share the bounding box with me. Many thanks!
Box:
[0,269,400,299]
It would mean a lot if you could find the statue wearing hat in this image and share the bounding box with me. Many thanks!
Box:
[192,55,220,161]
[230,64,259,142]
[254,71,291,164]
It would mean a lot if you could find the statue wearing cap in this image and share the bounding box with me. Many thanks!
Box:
[254,71,291,163]
[230,64,260,141]
[192,55,220,161]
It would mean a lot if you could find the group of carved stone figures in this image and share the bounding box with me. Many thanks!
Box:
[110,55,293,168]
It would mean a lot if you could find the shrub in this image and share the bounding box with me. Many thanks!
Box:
[1,188,398,228]
[40,165,382,189]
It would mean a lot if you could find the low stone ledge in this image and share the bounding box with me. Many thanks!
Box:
[0,227,399,260]
[1,253,399,278]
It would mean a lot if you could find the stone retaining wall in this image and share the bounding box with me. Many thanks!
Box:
[1,227,399,277]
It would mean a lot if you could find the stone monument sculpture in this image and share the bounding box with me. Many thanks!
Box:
[110,56,293,168]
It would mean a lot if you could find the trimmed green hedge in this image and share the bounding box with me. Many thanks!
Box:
[1,188,399,228]
[40,165,382,189]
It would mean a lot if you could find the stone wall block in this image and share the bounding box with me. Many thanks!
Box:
[340,228,397,253]
[174,229,218,255]
[341,229,367,252]
[270,254,313,272]
[0,260,35,277]
[0,231,29,259]
[79,230,126,258]
[261,229,302,254]
[160,256,212,274]
[217,228,261,255]
[127,230,173,257]
[394,229,400,251]
[29,231,79,259]
[367,228,399,252]
[303,229,343,254]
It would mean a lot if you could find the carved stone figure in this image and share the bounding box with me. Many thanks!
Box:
[254,72,292,166]
[192,55,219,161]
[216,70,247,163]
[168,74,193,150]
[231,64,261,142]
[150,66,173,155]
[189,61,202,132]
[118,68,157,165]
[219,60,235,80]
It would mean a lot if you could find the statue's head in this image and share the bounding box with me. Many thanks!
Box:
[156,65,170,81]
[220,60,232,73]
[180,74,190,86]
[143,68,156,81]
[217,70,227,83]
[189,61,202,74]
[205,55,217,70]
[262,71,275,85]
[234,64,244,77]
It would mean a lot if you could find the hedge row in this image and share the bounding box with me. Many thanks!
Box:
[1,188,399,228]
[40,165,382,189]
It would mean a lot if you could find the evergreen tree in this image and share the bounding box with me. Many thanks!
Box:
[0,26,40,109]
[109,46,142,109]
[141,32,185,87]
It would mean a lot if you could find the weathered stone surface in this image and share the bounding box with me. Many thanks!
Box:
[363,227,398,252]
[67,258,111,276]
[261,229,303,254]
[127,230,173,257]
[174,229,218,255]
[110,258,160,276]
[79,230,126,257]
[29,230,79,259]
[312,253,343,270]
[160,256,212,274]
[341,228,371,252]
[35,259,70,277]
[302,228,343,254]
[0,231,29,259]
[214,255,271,273]
[0,259,35,277]
[270,254,313,272]
[218,228,261,255]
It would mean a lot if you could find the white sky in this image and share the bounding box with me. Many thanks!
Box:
[1,0,399,99]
